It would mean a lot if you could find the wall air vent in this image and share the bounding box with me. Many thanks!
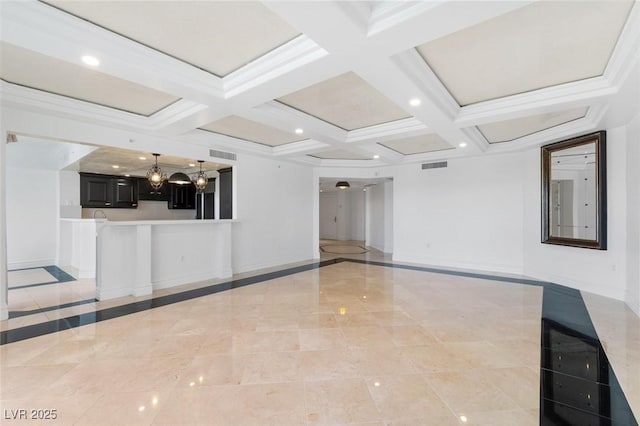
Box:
[421,161,447,170]
[209,149,236,161]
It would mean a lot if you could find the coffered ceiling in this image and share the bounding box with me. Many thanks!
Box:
[1,1,639,169]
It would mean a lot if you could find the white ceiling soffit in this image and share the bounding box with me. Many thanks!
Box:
[276,72,411,131]
[45,1,300,77]
[0,42,179,116]
[310,149,372,160]
[379,133,453,155]
[416,1,635,106]
[200,116,306,147]
[478,107,589,144]
[68,145,228,177]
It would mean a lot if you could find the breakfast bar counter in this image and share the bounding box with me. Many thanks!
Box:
[95,219,233,300]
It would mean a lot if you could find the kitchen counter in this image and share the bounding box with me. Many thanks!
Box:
[96,219,234,300]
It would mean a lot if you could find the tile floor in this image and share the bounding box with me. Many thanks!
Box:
[0,242,638,425]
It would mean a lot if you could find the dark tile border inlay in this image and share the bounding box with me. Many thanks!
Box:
[1,258,637,425]
[540,286,637,425]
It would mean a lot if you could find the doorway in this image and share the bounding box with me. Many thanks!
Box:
[319,192,338,240]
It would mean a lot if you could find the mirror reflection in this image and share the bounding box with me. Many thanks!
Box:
[549,142,596,240]
[541,131,606,250]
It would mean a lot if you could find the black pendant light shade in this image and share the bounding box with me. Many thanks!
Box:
[336,181,350,189]
[146,153,166,190]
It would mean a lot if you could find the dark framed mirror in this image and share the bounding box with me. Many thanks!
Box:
[541,131,606,250]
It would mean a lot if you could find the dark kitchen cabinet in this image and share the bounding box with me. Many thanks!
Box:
[113,178,138,207]
[218,167,232,219]
[169,183,196,209]
[137,177,170,201]
[80,173,138,208]
[80,174,112,207]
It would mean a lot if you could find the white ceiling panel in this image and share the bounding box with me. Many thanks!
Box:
[200,116,306,147]
[0,42,179,116]
[416,1,634,105]
[379,134,453,155]
[478,108,589,143]
[46,1,300,77]
[277,72,411,131]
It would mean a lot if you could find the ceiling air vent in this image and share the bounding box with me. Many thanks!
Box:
[422,161,447,170]
[209,149,236,161]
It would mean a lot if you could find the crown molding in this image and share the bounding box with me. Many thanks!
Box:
[224,36,328,98]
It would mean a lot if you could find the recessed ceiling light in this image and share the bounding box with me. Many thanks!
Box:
[124,174,131,177]
[112,165,120,169]
[458,142,467,148]
[138,156,147,161]
[409,98,421,107]
[188,163,196,167]
[373,154,380,159]
[81,55,100,67]
[295,128,304,135]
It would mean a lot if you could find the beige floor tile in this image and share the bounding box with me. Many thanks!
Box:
[1,364,78,400]
[304,378,382,425]
[351,347,420,376]
[232,330,300,353]
[399,343,474,374]
[74,390,168,425]
[383,325,439,347]
[298,328,347,351]
[154,383,307,426]
[425,370,522,415]
[8,268,57,287]
[365,374,452,420]
[300,349,360,381]
[455,408,539,426]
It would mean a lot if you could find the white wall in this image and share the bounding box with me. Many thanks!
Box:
[625,113,640,316]
[6,167,58,269]
[350,190,365,241]
[367,183,387,252]
[59,170,81,218]
[394,153,525,273]
[384,180,394,253]
[523,126,628,301]
[0,134,8,319]
[231,154,314,273]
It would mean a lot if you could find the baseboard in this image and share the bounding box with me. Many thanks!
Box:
[152,270,228,290]
[8,258,57,270]
[392,252,524,276]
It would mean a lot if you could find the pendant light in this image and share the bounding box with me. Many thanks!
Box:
[146,153,166,189]
[193,160,208,192]
[336,181,350,189]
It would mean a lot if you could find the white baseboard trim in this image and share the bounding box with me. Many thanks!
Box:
[392,253,524,276]
[8,258,57,270]
[152,270,229,291]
